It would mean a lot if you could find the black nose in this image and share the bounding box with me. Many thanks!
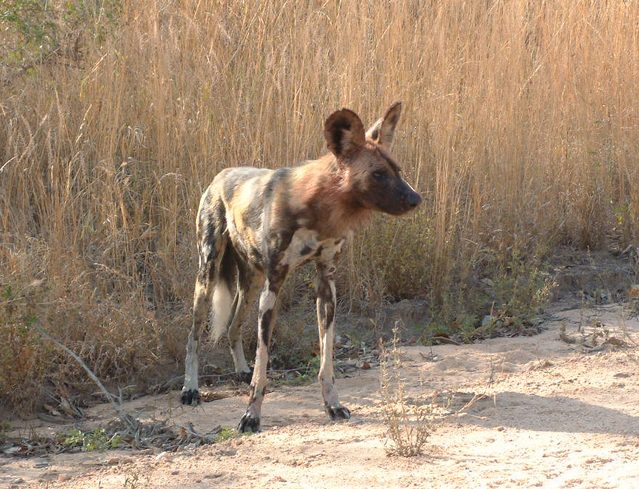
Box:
[407,191,422,208]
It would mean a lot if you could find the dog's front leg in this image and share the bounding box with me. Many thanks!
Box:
[238,277,281,433]
[316,261,350,421]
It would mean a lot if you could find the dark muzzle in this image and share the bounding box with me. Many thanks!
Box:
[405,190,422,209]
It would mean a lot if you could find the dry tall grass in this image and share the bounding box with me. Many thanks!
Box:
[2,0,639,413]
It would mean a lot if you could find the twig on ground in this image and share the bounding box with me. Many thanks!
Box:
[31,320,138,431]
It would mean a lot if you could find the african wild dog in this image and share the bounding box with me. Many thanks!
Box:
[181,102,422,432]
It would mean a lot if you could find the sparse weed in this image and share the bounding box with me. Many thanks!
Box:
[216,426,238,442]
[379,325,434,457]
[491,249,557,321]
[122,470,150,489]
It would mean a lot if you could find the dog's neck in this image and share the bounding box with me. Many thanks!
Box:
[290,154,372,238]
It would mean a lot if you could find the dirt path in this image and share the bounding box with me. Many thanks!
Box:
[3,304,639,488]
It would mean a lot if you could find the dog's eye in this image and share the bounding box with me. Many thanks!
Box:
[372,170,387,181]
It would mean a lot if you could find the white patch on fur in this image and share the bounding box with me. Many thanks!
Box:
[248,306,271,416]
[281,228,319,267]
[281,229,350,269]
[183,337,199,391]
[318,291,339,406]
[319,238,344,264]
[231,340,250,373]
[259,289,277,312]
[211,281,234,342]
[252,341,269,391]
[245,285,279,418]
[329,279,337,301]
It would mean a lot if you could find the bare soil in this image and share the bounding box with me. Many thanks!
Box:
[3,302,639,489]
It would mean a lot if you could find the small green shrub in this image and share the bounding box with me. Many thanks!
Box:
[422,246,556,344]
[63,427,122,451]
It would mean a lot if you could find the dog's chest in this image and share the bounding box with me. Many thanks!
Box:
[281,228,345,268]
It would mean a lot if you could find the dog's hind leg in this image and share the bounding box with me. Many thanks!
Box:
[181,199,231,406]
[228,270,261,383]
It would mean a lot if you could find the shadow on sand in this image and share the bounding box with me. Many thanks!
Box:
[455,390,639,436]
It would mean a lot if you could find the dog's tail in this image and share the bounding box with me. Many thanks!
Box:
[210,243,240,343]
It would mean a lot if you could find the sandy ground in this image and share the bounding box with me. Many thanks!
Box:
[3,303,639,489]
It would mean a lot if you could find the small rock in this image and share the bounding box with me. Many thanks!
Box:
[527,359,553,371]
[171,470,180,475]
[614,372,631,378]
[360,361,371,370]
[155,452,173,462]
[204,473,223,479]
[57,475,69,482]
[629,285,639,298]
[43,403,62,417]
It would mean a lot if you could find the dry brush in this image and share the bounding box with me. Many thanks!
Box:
[1,0,638,413]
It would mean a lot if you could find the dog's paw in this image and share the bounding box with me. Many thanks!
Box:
[325,404,351,421]
[237,412,261,433]
[180,389,201,406]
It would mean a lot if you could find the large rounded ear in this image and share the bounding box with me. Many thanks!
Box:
[324,108,366,159]
[366,101,402,148]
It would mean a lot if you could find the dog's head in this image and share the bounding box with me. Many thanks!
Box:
[324,102,421,216]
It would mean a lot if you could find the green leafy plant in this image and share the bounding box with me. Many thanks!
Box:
[63,428,122,451]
